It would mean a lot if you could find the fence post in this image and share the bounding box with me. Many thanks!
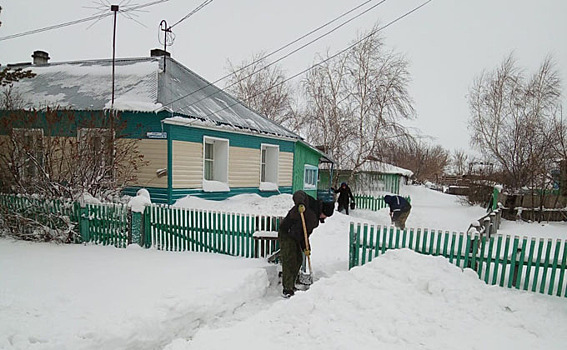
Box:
[142,206,151,248]
[489,212,496,235]
[512,242,524,289]
[482,217,491,238]
[495,208,501,230]
[130,209,143,246]
[79,203,90,243]
[492,186,500,211]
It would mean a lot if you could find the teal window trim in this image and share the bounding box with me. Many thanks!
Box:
[304,164,318,190]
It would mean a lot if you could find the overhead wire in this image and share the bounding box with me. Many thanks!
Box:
[169,0,213,29]
[0,0,170,42]
[157,0,389,111]
[175,0,433,126]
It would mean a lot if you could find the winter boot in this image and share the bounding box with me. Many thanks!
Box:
[281,289,295,298]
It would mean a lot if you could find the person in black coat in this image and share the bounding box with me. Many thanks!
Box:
[333,182,355,215]
[384,195,411,230]
[278,190,334,298]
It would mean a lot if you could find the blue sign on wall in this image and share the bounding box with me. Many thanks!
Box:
[146,131,167,139]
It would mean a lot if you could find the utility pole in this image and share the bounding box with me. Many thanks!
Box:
[110,4,119,179]
[111,4,119,108]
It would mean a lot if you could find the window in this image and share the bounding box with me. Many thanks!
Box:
[12,128,44,181]
[304,165,318,190]
[203,137,229,183]
[204,142,214,180]
[260,144,279,185]
[78,128,113,172]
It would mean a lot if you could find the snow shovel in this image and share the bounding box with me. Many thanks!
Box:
[298,204,313,285]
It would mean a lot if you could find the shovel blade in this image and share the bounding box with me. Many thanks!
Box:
[297,271,313,285]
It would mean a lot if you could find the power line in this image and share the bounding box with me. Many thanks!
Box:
[0,0,170,42]
[176,0,433,128]
[158,0,389,111]
[169,0,213,29]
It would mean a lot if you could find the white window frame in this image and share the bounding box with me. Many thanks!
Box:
[203,136,229,184]
[303,164,318,190]
[12,128,44,181]
[260,144,279,186]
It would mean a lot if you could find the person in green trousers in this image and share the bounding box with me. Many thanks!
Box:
[278,190,335,298]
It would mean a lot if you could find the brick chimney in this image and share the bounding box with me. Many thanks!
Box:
[150,48,170,58]
[32,50,50,65]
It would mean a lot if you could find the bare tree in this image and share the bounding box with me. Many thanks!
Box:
[0,67,36,87]
[302,50,353,182]
[451,149,470,175]
[468,54,561,193]
[225,53,297,128]
[302,26,415,184]
[0,67,36,109]
[382,139,449,183]
[0,108,148,241]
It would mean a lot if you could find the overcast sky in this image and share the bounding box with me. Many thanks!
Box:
[1,0,565,153]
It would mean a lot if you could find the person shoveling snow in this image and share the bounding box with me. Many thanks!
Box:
[277,190,334,298]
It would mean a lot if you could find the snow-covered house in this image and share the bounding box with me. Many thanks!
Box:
[0,50,330,203]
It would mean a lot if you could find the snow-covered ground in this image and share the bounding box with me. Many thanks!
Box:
[1,185,566,350]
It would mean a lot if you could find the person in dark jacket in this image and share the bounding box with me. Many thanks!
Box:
[384,195,411,230]
[278,190,334,298]
[333,182,355,215]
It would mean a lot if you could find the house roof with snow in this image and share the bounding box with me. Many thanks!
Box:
[347,161,414,177]
[6,55,299,139]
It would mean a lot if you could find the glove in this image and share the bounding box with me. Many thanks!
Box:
[304,249,311,257]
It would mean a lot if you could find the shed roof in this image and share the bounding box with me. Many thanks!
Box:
[344,161,413,177]
[7,56,299,139]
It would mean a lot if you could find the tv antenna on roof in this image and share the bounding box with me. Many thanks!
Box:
[156,0,213,72]
[158,20,175,72]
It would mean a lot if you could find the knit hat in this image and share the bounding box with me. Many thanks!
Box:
[321,201,335,217]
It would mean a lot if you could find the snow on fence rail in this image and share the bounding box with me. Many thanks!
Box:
[349,223,567,298]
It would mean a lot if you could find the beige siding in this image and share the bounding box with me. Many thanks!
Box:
[279,151,293,186]
[172,140,203,188]
[127,139,168,188]
[229,146,260,187]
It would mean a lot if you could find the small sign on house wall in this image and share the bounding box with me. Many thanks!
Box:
[146,132,167,139]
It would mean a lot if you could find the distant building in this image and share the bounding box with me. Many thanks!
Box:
[320,160,413,195]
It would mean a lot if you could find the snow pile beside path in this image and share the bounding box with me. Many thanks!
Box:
[169,249,567,350]
[0,240,273,350]
[174,193,294,217]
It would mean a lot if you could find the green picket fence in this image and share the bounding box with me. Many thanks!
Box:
[80,203,130,248]
[0,194,80,239]
[349,223,567,298]
[1,194,281,256]
[143,205,281,258]
[353,194,411,211]
[0,194,130,247]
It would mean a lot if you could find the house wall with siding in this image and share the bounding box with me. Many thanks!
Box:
[292,141,321,198]
[278,151,293,187]
[129,139,168,188]
[169,139,294,189]
[229,146,260,187]
[171,140,202,189]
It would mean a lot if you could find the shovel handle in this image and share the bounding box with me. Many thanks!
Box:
[298,204,312,274]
